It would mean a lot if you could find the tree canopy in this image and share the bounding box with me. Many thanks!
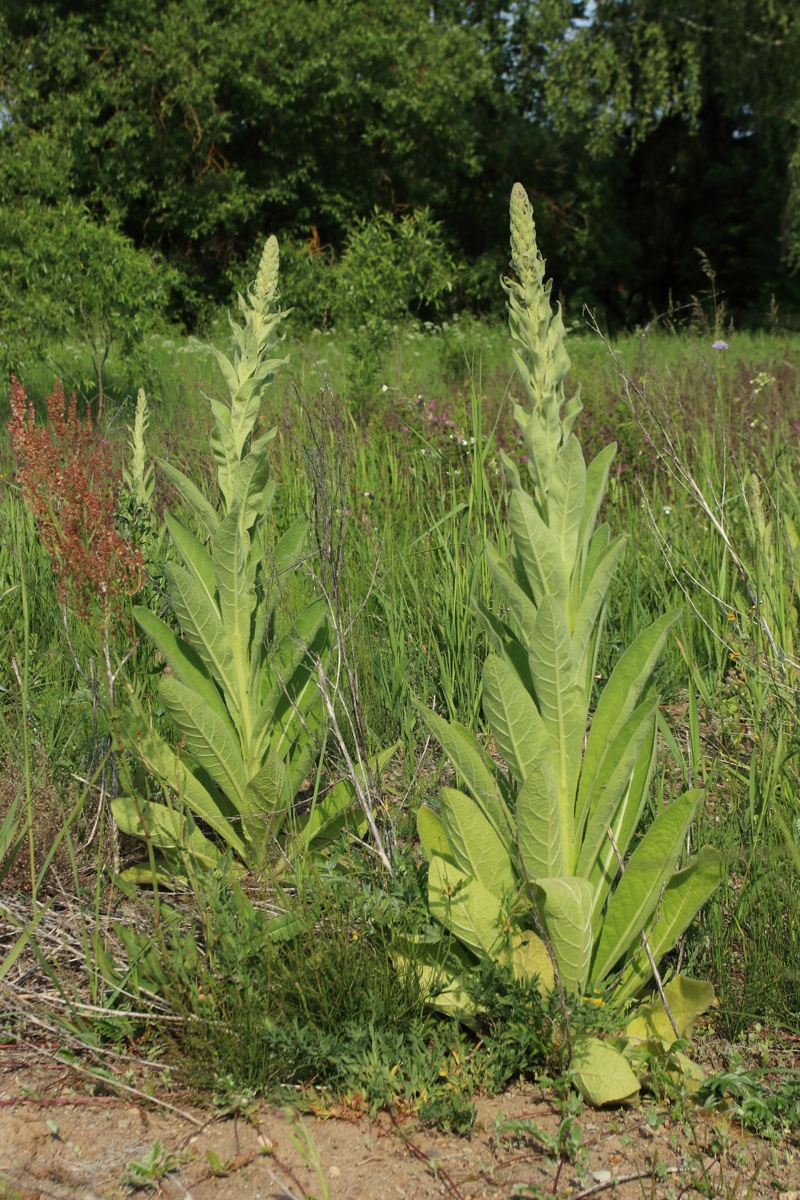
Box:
[1,0,798,332]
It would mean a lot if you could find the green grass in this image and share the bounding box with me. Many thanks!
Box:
[2,319,800,1120]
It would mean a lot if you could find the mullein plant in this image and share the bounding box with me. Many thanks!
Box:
[408,185,725,1103]
[114,238,349,881]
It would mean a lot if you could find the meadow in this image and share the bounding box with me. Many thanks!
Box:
[1,198,800,1195]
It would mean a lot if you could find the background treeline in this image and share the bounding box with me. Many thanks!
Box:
[1,0,799,359]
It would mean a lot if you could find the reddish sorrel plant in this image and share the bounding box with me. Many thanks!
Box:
[9,376,144,624]
[9,376,145,864]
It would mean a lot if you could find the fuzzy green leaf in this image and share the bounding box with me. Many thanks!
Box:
[571,1034,640,1106]
[516,758,563,879]
[591,790,703,985]
[416,705,514,850]
[615,848,725,1002]
[481,653,548,785]
[159,675,249,808]
[427,855,504,959]
[439,787,515,896]
[158,460,220,537]
[537,875,594,994]
[546,435,586,577]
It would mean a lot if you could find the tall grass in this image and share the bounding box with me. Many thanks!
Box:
[2,318,800,1069]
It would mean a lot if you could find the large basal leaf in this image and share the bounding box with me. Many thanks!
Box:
[546,435,586,578]
[571,1034,640,1106]
[439,787,515,896]
[241,751,282,816]
[481,653,548,785]
[165,562,239,712]
[391,935,478,1025]
[133,607,230,729]
[116,707,247,856]
[509,930,555,993]
[578,611,680,818]
[417,806,455,863]
[527,597,585,857]
[427,855,504,959]
[537,876,594,995]
[159,675,249,809]
[627,975,716,1046]
[590,790,703,986]
[212,510,254,706]
[516,759,563,879]
[615,847,725,1002]
[112,797,220,869]
[577,695,657,880]
[507,488,568,607]
[416,705,514,850]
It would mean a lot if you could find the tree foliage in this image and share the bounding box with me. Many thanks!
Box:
[0,0,797,328]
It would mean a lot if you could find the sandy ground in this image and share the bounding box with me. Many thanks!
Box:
[1,1054,800,1200]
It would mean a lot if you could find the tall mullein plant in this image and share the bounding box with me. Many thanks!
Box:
[114,238,329,880]
[416,186,724,1016]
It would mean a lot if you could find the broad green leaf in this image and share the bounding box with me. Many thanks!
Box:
[234,448,272,533]
[427,855,503,959]
[417,806,454,863]
[165,562,238,709]
[509,930,555,993]
[116,707,247,856]
[615,848,725,1002]
[209,395,240,511]
[439,787,515,895]
[416,705,514,849]
[270,515,309,578]
[295,778,368,847]
[577,696,657,879]
[212,510,253,710]
[576,443,616,564]
[391,936,478,1024]
[481,653,548,785]
[472,600,535,695]
[158,459,220,537]
[165,512,217,612]
[578,611,680,818]
[590,716,658,916]
[546,435,586,577]
[133,607,230,729]
[507,488,568,606]
[111,797,220,867]
[486,544,539,643]
[571,1034,640,1106]
[251,599,327,753]
[242,751,282,816]
[160,675,249,807]
[527,597,585,857]
[571,535,627,677]
[627,976,716,1045]
[591,790,703,985]
[537,876,594,994]
[516,759,562,879]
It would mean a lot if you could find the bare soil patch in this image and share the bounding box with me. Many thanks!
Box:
[2,1048,799,1200]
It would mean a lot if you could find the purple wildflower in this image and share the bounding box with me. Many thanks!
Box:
[712,340,729,351]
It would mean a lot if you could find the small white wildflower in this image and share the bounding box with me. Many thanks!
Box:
[380,384,389,393]
[663,506,672,516]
